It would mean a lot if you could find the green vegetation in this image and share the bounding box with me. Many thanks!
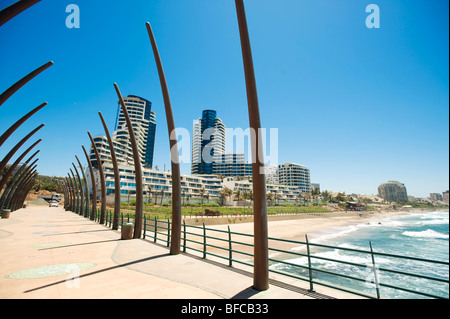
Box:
[31,175,65,193]
[118,202,331,220]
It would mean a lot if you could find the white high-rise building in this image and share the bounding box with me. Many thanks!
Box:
[191,110,225,175]
[277,162,311,192]
[89,95,156,169]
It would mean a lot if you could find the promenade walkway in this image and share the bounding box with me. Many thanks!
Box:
[0,205,359,299]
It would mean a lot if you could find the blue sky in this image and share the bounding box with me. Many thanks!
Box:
[0,0,448,198]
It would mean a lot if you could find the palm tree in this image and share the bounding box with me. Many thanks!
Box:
[321,190,331,204]
[234,189,242,202]
[154,189,158,205]
[220,186,233,206]
[266,192,274,206]
[147,185,152,205]
[303,192,311,206]
[160,189,165,205]
[270,192,279,206]
[199,187,205,205]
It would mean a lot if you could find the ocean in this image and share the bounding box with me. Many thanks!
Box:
[270,210,449,299]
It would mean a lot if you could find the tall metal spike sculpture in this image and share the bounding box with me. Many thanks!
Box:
[0,0,42,27]
[11,170,36,211]
[0,150,38,208]
[0,139,40,192]
[2,159,38,209]
[235,0,269,291]
[72,162,84,216]
[88,131,106,224]
[113,83,143,238]
[0,62,53,107]
[146,22,182,254]
[98,113,121,229]
[0,102,46,147]
[82,145,96,220]
[14,172,36,210]
[75,155,90,218]
[67,173,76,212]
[65,178,73,211]
[69,169,79,214]
[63,178,70,211]
[0,123,44,173]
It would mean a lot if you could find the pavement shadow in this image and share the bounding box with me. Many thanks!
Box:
[23,253,170,294]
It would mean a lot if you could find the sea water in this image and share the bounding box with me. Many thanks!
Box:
[270,211,449,299]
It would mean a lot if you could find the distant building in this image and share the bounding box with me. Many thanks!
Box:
[277,162,311,193]
[89,163,222,201]
[377,181,408,202]
[191,110,225,175]
[311,183,320,193]
[264,164,279,184]
[212,153,252,177]
[89,95,156,169]
[430,193,443,201]
[443,190,449,203]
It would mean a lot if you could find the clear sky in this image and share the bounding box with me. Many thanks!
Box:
[0,0,448,198]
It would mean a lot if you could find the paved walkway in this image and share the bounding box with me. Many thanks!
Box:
[0,205,360,299]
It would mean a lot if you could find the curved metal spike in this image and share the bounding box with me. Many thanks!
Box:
[235,0,269,291]
[69,168,79,214]
[88,131,106,224]
[67,173,75,212]
[0,149,38,208]
[0,102,46,147]
[0,62,53,107]
[72,162,84,216]
[146,22,182,254]
[75,155,90,218]
[0,0,42,27]
[113,83,143,237]
[82,145,96,220]
[0,123,44,173]
[1,159,38,209]
[0,138,41,191]
[98,112,121,230]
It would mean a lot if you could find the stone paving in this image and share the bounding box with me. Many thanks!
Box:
[0,205,360,299]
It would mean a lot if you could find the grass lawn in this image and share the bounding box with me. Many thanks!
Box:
[116,204,331,220]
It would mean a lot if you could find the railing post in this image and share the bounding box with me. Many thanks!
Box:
[369,241,381,299]
[228,225,232,267]
[183,220,187,253]
[143,215,146,239]
[305,234,315,292]
[167,219,171,247]
[202,223,206,259]
[154,217,157,243]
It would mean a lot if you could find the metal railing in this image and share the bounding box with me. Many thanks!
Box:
[141,217,448,299]
[86,209,449,299]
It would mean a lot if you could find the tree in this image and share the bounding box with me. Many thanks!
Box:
[335,192,346,202]
[154,189,158,205]
[321,190,332,204]
[160,189,165,205]
[219,186,233,206]
[199,187,206,205]
[234,189,242,202]
[266,192,274,206]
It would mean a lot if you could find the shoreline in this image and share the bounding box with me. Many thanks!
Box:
[200,208,448,259]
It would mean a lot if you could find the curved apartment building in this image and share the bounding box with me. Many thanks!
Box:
[89,95,156,169]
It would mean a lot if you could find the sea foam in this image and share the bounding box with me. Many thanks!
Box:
[402,229,449,239]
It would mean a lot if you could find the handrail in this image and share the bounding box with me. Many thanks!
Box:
[77,209,450,299]
[142,218,449,299]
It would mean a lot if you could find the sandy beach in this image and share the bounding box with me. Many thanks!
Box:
[181,208,446,261]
